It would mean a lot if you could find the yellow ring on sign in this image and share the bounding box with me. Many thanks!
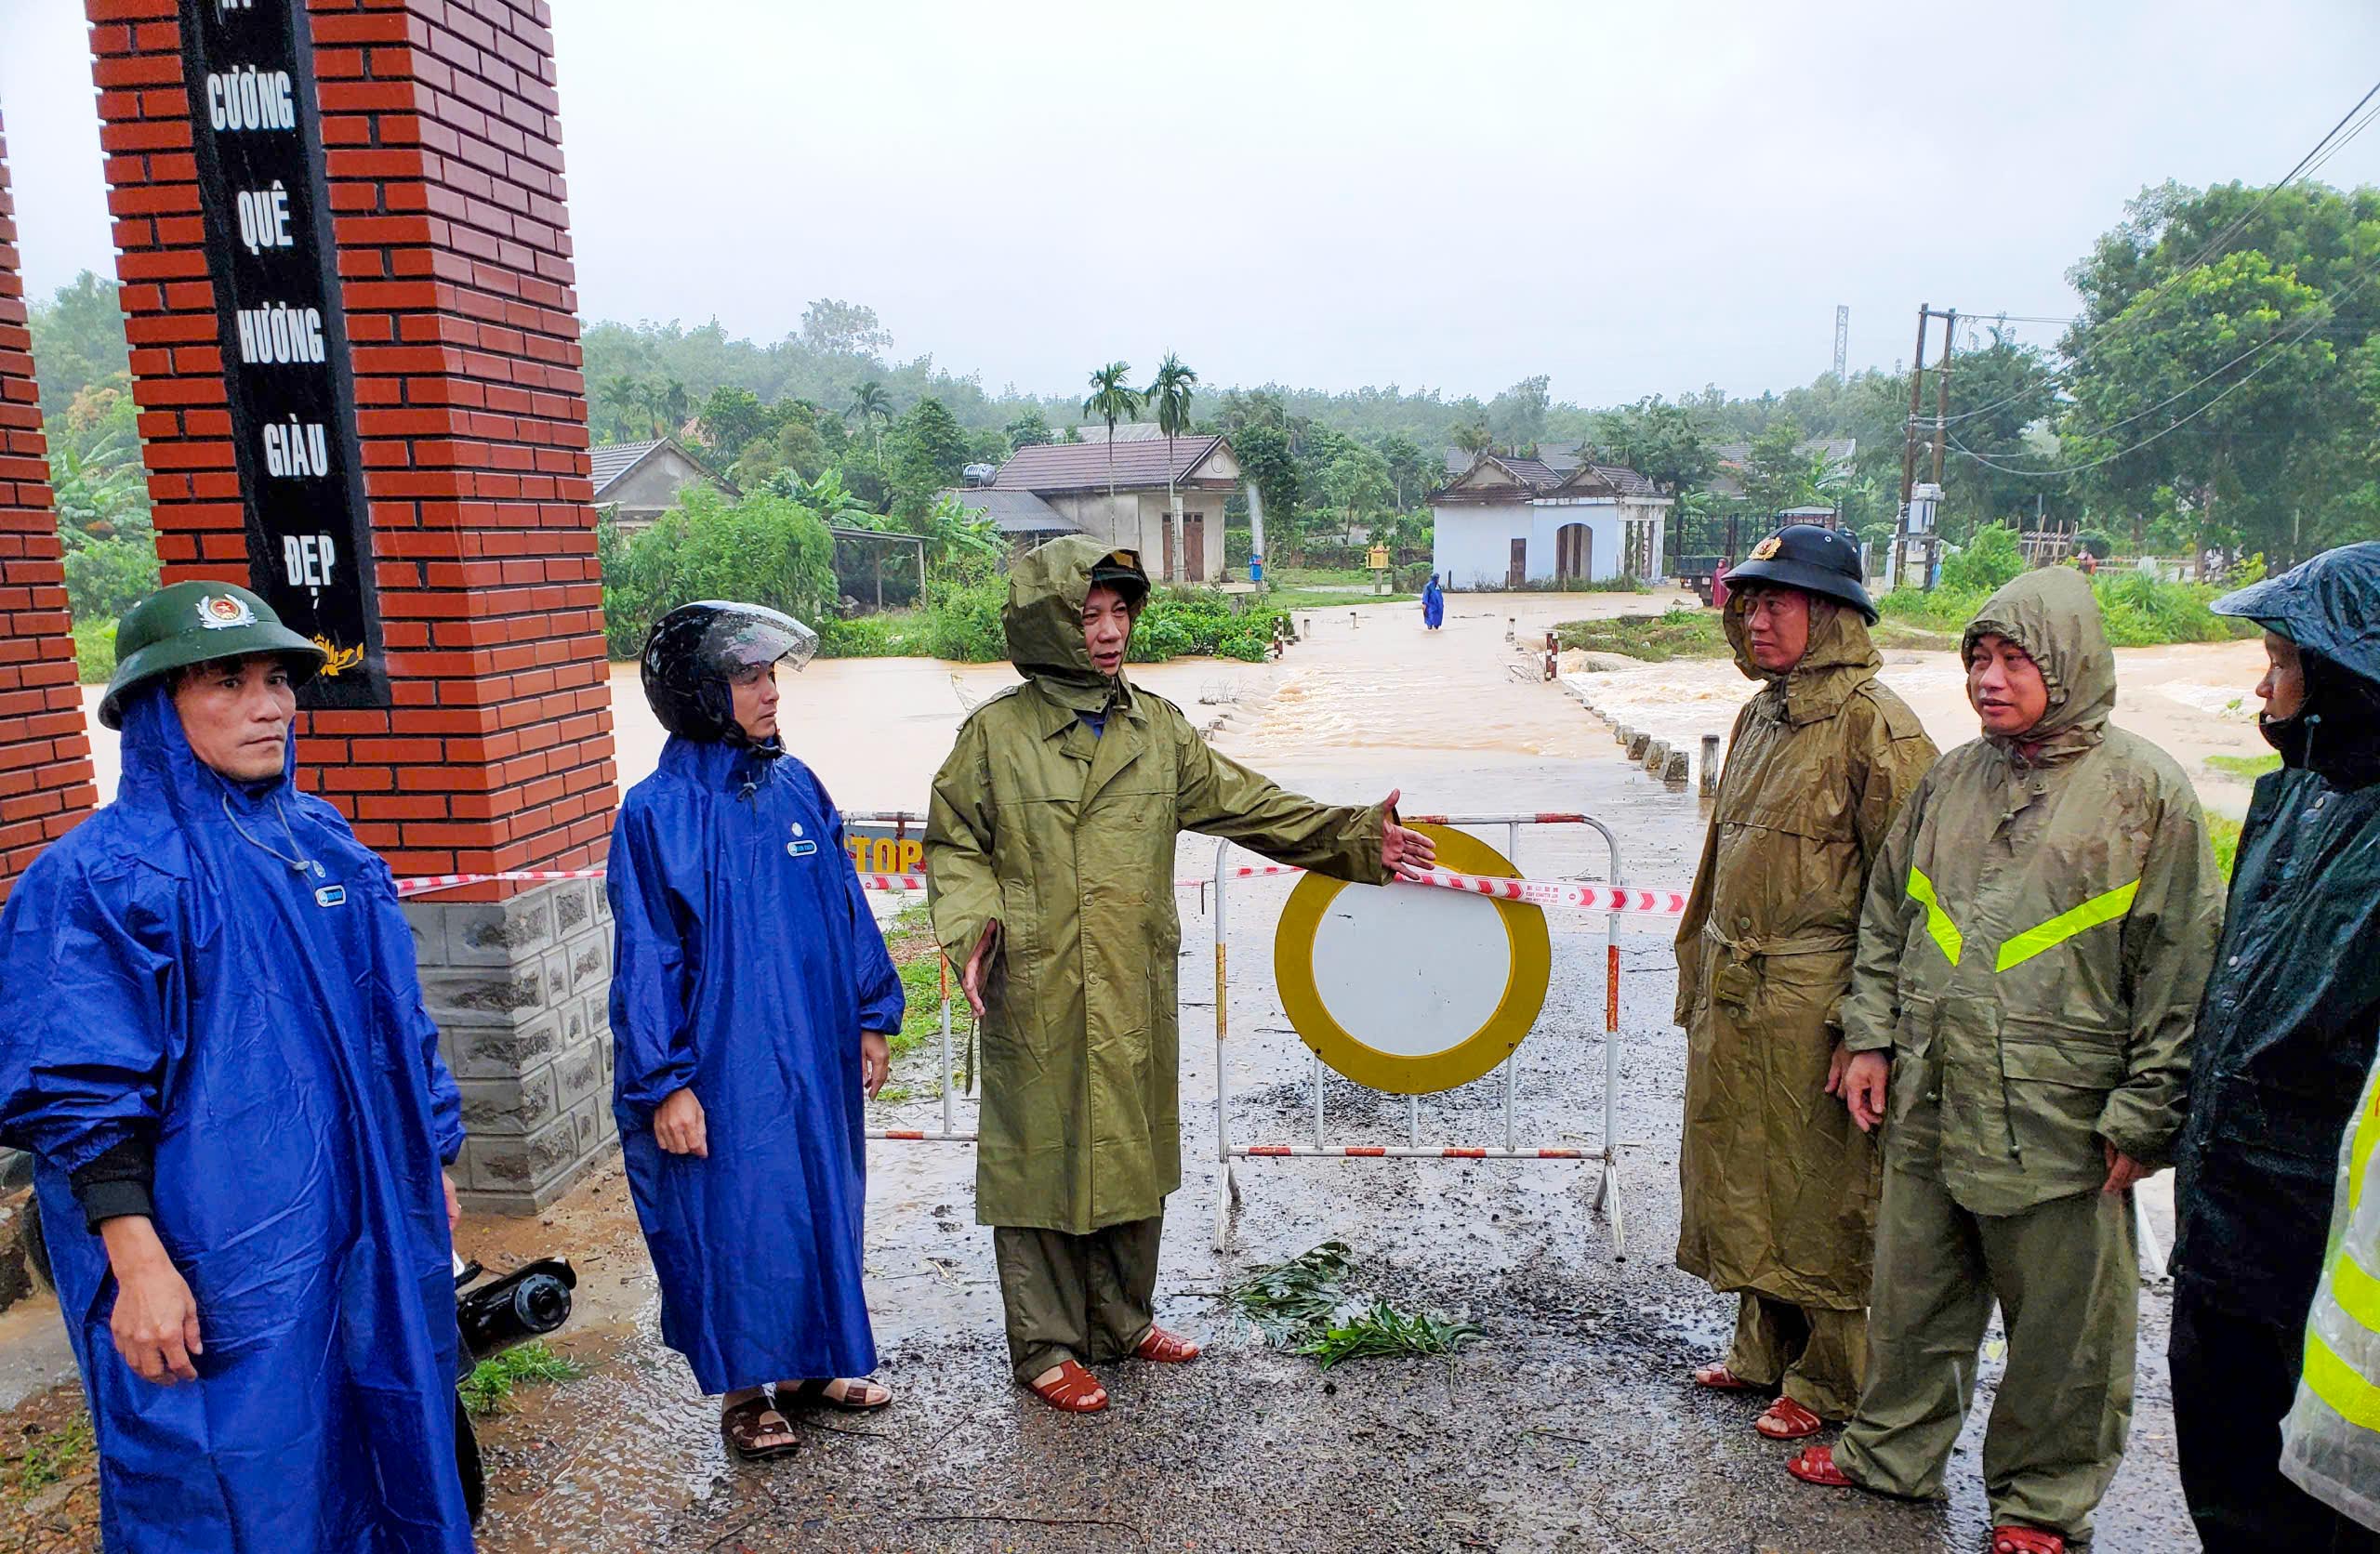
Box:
[1272,823,1552,1096]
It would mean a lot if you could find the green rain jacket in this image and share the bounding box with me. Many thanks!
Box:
[1841,569,2224,1218]
[926,538,1392,1232]
[1675,601,1938,1308]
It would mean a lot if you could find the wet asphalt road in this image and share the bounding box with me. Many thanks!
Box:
[464,737,2194,1554]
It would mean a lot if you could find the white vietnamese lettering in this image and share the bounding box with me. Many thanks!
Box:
[203,69,295,133]
[233,305,326,365]
[233,183,294,254]
[262,417,329,479]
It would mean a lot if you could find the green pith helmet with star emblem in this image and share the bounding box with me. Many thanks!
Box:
[98,580,327,730]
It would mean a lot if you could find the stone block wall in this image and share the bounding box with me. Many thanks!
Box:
[405,876,614,1213]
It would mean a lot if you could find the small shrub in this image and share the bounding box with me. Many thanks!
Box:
[74,617,118,683]
[1940,524,2023,593]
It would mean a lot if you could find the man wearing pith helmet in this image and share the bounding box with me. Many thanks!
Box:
[0,580,474,1552]
[1788,567,2224,1554]
[1675,522,1937,1442]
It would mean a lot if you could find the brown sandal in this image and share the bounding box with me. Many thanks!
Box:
[1028,1360,1109,1413]
[721,1397,800,1461]
[1131,1327,1202,1363]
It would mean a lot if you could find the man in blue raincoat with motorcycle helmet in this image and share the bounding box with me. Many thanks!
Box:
[0,580,473,1553]
[608,600,905,1460]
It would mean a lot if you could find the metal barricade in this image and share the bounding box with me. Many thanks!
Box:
[843,810,975,1146]
[1210,811,1627,1253]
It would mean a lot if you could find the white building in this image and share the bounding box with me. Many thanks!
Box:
[1429,452,1671,589]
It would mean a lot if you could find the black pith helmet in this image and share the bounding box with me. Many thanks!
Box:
[1087,547,1151,609]
[99,580,326,730]
[639,600,820,743]
[1724,523,1876,623]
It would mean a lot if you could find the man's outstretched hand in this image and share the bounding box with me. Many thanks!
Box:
[1380,790,1437,880]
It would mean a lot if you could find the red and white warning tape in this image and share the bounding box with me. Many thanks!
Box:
[1239,1144,1586,1160]
[396,862,1689,916]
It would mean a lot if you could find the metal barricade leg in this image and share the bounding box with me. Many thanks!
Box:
[1213,837,1236,1250]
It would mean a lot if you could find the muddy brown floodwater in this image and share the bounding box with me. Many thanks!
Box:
[20,594,2198,1553]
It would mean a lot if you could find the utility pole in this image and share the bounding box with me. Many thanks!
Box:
[1931,309,1956,490]
[1896,304,1930,591]
[1832,305,1848,381]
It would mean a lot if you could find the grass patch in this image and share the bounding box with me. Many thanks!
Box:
[73,617,116,684]
[458,1341,585,1418]
[2205,753,2281,782]
[2208,812,2242,882]
[7,1412,93,1496]
[1276,588,1417,609]
[1554,606,1730,663]
[877,897,973,1095]
[1220,1241,1480,1367]
[1876,571,2261,649]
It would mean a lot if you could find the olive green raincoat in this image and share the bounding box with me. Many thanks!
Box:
[1840,567,2225,1214]
[926,538,1392,1232]
[1674,601,1938,1309]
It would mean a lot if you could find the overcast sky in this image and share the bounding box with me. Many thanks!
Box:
[5,0,2376,407]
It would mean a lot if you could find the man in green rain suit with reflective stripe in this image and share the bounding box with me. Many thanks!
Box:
[926,537,1437,1413]
[1786,568,2224,1554]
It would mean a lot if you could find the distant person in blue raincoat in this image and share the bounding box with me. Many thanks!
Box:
[608,601,905,1461]
[0,581,471,1553]
[1421,573,1446,630]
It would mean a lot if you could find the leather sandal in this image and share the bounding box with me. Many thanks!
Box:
[1132,1327,1202,1363]
[1991,1527,2065,1554]
[1028,1360,1109,1413]
[720,1397,800,1461]
[779,1377,892,1412]
[1692,1362,1763,1391]
[1755,1397,1828,1440]
[1786,1444,1856,1487]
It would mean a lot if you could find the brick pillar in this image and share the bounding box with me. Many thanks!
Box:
[0,110,101,908]
[89,0,616,1212]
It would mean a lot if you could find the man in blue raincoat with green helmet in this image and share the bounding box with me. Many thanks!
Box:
[0,580,472,1552]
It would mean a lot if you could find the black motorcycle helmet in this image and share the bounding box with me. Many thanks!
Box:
[640,601,820,743]
[1724,522,1877,623]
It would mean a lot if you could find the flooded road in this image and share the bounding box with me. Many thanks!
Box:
[21,593,2198,1552]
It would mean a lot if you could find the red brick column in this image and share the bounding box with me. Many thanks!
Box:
[89,1,617,1208]
[0,109,101,906]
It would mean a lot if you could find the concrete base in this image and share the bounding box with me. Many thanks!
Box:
[404,879,618,1215]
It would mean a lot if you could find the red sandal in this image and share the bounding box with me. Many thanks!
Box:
[1692,1362,1762,1391]
[1991,1527,2065,1554]
[1027,1360,1109,1413]
[1132,1327,1202,1363]
[1755,1397,1827,1440]
[1786,1444,1856,1487]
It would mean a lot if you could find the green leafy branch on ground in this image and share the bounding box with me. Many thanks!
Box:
[7,1414,93,1497]
[1220,1242,1480,1368]
[459,1341,586,1418]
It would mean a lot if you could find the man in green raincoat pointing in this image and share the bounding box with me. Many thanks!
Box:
[1786,568,2224,1554]
[926,538,1437,1412]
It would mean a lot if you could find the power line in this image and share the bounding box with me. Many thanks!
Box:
[1928,75,2380,431]
[1946,250,2377,478]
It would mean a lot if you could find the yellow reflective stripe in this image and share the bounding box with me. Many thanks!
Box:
[1907,867,1963,966]
[2351,1078,2380,1215]
[2303,1327,2380,1432]
[2334,1253,2380,1338]
[1993,878,2141,973]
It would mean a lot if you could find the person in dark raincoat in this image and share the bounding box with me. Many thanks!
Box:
[0,581,471,1553]
[1421,573,1446,630]
[925,539,1438,1412]
[608,601,904,1460]
[2168,542,2380,1552]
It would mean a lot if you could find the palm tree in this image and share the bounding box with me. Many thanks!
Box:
[847,381,892,468]
[660,377,692,437]
[1081,361,1143,503]
[1145,352,1198,580]
[598,374,641,441]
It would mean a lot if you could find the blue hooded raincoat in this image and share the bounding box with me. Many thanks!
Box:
[607,737,903,1393]
[0,688,470,1554]
[1421,577,1445,629]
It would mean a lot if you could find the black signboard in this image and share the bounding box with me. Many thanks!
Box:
[178,0,388,706]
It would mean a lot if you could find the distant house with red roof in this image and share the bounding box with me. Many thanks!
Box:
[941,426,1244,582]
